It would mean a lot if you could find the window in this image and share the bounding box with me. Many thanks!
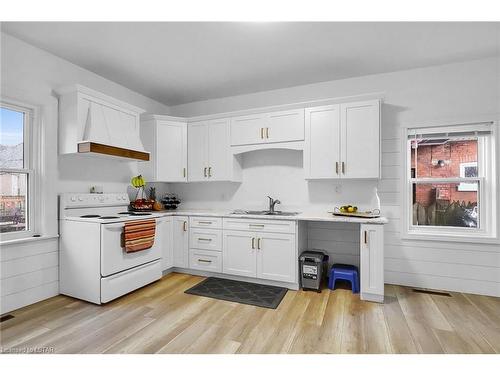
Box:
[0,101,34,239]
[404,122,497,241]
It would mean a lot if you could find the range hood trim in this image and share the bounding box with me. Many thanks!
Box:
[78,141,150,161]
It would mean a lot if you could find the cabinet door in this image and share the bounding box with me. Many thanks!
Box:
[223,230,257,278]
[188,122,208,182]
[265,109,305,144]
[230,113,266,146]
[207,119,230,181]
[157,217,173,270]
[156,121,188,182]
[256,232,296,283]
[360,224,384,300]
[173,216,189,268]
[304,105,341,179]
[340,100,380,178]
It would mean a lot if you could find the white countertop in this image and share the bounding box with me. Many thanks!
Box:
[157,209,389,224]
[64,208,388,224]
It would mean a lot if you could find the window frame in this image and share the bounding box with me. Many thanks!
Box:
[401,120,498,243]
[0,99,37,241]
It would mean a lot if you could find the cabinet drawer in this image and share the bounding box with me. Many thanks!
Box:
[189,228,222,251]
[223,218,296,234]
[189,216,223,229]
[189,249,222,273]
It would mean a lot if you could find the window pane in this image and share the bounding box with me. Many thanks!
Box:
[0,172,28,233]
[412,182,478,228]
[410,137,478,178]
[0,107,24,168]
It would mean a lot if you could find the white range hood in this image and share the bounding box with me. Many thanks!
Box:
[58,85,150,161]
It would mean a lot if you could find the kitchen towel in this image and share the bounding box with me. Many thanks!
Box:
[123,219,156,253]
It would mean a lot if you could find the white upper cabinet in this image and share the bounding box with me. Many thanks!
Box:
[230,113,266,146]
[304,105,341,179]
[230,109,304,146]
[340,100,380,179]
[304,100,380,179]
[140,116,188,182]
[265,109,305,144]
[188,118,241,182]
[187,122,208,182]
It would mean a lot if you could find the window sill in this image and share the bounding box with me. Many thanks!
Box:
[0,234,59,246]
[401,232,499,245]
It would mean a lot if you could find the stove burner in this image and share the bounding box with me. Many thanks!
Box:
[80,215,101,218]
[100,216,120,219]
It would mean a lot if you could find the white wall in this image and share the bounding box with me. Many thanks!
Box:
[0,32,171,314]
[170,57,500,297]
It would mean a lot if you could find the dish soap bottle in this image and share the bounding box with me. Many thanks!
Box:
[370,187,381,212]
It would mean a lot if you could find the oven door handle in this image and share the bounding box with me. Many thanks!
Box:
[103,224,125,231]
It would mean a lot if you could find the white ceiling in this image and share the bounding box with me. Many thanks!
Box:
[2,22,499,106]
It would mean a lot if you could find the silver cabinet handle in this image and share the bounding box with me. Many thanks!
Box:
[198,259,212,263]
[183,167,186,178]
[204,167,207,177]
[266,127,269,138]
[257,238,261,250]
[260,128,264,139]
[364,230,368,244]
[197,238,212,242]
[342,162,345,174]
[249,223,265,228]
[251,237,255,249]
[336,162,339,175]
[183,221,187,231]
[198,221,213,224]
[208,166,212,177]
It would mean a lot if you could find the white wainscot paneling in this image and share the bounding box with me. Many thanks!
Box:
[307,222,361,267]
[381,138,401,153]
[1,238,59,314]
[381,152,400,166]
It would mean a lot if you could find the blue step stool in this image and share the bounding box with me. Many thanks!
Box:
[328,264,359,293]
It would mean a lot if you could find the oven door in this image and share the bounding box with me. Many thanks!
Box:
[100,221,161,277]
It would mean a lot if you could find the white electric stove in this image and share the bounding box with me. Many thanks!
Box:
[59,193,162,304]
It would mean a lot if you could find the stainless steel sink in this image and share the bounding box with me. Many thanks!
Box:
[233,210,300,216]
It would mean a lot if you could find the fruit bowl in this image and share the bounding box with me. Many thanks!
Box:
[130,199,154,211]
[338,205,358,213]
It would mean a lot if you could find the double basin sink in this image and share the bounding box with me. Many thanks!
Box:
[232,210,300,216]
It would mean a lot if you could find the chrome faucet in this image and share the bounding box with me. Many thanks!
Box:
[267,196,281,213]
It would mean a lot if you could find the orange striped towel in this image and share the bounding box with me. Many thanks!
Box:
[123,219,156,253]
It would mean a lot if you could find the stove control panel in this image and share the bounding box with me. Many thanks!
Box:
[61,193,130,208]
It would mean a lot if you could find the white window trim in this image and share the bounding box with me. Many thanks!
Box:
[401,120,499,244]
[0,98,40,242]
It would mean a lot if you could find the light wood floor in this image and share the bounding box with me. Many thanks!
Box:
[1,272,500,354]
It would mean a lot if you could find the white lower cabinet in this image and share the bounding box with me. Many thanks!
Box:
[360,224,384,302]
[223,230,257,278]
[223,226,297,283]
[157,216,173,270]
[173,216,189,268]
[189,249,222,273]
[256,232,296,283]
